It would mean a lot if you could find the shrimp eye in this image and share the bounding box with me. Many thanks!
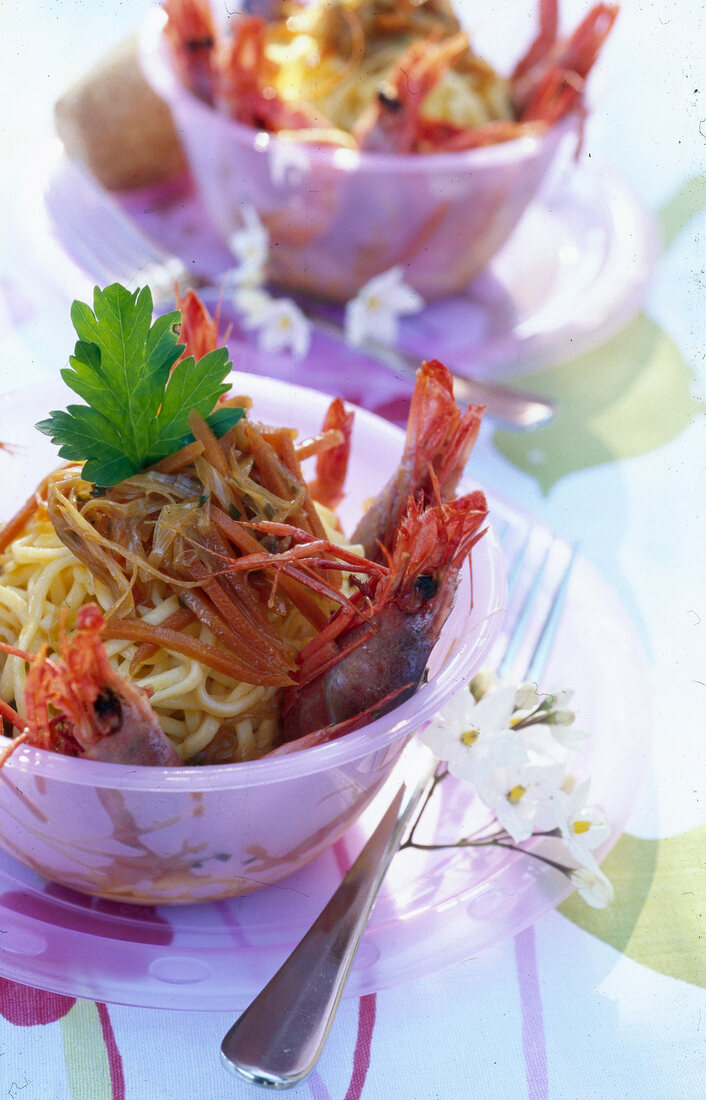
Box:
[186,35,214,52]
[414,573,438,601]
[377,84,402,111]
[94,688,123,733]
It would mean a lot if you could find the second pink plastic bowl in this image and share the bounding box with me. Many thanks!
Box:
[139,9,579,303]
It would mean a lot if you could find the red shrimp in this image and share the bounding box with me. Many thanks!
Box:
[174,287,223,362]
[513,0,560,82]
[352,32,468,153]
[351,359,484,560]
[163,0,219,104]
[513,2,619,126]
[0,606,181,766]
[214,15,331,132]
[278,490,488,746]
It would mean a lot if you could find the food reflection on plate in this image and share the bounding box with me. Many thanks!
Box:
[0,286,505,904]
[138,0,618,300]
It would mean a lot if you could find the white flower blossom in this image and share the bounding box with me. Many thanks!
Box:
[227,204,269,286]
[473,760,567,843]
[344,266,424,346]
[233,283,312,359]
[256,297,312,358]
[553,780,611,863]
[236,292,311,359]
[232,285,273,328]
[420,683,527,788]
[569,863,615,909]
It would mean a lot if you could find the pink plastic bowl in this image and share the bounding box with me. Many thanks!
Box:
[139,9,579,303]
[0,374,505,905]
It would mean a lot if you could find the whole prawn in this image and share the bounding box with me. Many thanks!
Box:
[352,32,468,153]
[278,490,488,747]
[214,15,335,134]
[271,356,489,747]
[0,606,181,766]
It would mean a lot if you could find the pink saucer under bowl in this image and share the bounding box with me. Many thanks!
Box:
[0,373,505,906]
[139,9,580,303]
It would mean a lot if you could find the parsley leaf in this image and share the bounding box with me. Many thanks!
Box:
[36,284,244,486]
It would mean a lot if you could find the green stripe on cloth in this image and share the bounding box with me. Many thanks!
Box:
[559,826,706,987]
[59,1000,113,1099]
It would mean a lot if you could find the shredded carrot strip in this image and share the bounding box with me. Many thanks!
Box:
[176,586,290,678]
[129,605,197,673]
[187,409,230,477]
[276,430,330,542]
[294,428,345,462]
[178,551,295,669]
[244,422,297,502]
[0,474,52,554]
[148,439,205,475]
[0,730,30,767]
[0,698,27,735]
[102,618,293,686]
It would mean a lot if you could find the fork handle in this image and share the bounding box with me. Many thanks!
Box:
[220,754,437,1089]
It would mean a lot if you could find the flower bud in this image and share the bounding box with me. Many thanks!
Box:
[469,668,497,701]
[514,682,540,711]
[547,708,575,726]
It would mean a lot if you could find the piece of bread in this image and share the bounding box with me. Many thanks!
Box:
[54,34,187,191]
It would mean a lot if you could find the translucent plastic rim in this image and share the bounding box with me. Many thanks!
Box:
[0,373,506,791]
[138,7,578,176]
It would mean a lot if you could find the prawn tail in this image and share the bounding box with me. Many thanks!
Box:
[352,359,485,559]
[514,3,619,127]
[174,287,225,362]
[307,398,355,511]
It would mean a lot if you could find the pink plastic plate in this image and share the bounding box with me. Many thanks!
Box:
[20,142,658,385]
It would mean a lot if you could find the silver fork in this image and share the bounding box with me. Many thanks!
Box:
[220,520,577,1089]
[44,151,556,431]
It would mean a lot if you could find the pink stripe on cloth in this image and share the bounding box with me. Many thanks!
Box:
[344,994,377,1100]
[514,926,549,1100]
[308,1068,334,1100]
[96,1003,126,1100]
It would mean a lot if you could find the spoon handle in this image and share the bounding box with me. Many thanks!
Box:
[311,316,555,430]
[220,751,437,1090]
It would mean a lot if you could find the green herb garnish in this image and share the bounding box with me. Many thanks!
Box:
[36,283,244,487]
